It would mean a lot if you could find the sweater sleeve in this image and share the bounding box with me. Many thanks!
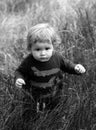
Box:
[58,53,79,74]
[14,56,30,82]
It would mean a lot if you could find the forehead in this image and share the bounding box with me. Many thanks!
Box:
[32,42,52,48]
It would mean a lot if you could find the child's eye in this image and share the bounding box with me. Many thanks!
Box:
[36,48,40,51]
[46,48,50,50]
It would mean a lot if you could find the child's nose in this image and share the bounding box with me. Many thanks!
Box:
[41,50,46,55]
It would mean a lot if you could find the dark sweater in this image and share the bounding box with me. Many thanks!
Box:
[15,51,79,89]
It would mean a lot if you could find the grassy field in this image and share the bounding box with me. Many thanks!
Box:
[0,0,96,130]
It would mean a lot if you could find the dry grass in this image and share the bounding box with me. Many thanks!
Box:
[0,0,96,130]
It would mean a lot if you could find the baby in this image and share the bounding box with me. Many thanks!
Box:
[15,23,86,121]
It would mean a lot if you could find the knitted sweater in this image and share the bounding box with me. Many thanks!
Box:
[15,51,79,89]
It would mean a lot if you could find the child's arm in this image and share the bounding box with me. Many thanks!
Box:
[58,53,86,74]
[14,55,30,88]
[15,67,26,88]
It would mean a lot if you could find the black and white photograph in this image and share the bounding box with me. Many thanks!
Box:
[0,0,96,130]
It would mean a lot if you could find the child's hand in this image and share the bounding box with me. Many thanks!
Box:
[75,64,86,74]
[15,78,25,88]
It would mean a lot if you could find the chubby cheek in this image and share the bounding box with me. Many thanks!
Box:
[49,50,53,56]
[48,53,52,57]
[32,52,39,57]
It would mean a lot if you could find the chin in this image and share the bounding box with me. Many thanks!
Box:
[39,58,50,62]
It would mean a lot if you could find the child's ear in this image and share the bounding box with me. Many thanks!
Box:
[27,43,32,51]
[52,50,55,55]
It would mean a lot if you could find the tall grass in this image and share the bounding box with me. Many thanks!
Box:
[0,0,96,130]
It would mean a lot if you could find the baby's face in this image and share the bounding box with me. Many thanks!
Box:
[31,42,54,62]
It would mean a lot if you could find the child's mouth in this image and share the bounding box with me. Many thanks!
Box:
[40,57,49,61]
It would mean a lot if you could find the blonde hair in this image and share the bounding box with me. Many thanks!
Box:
[27,23,61,51]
